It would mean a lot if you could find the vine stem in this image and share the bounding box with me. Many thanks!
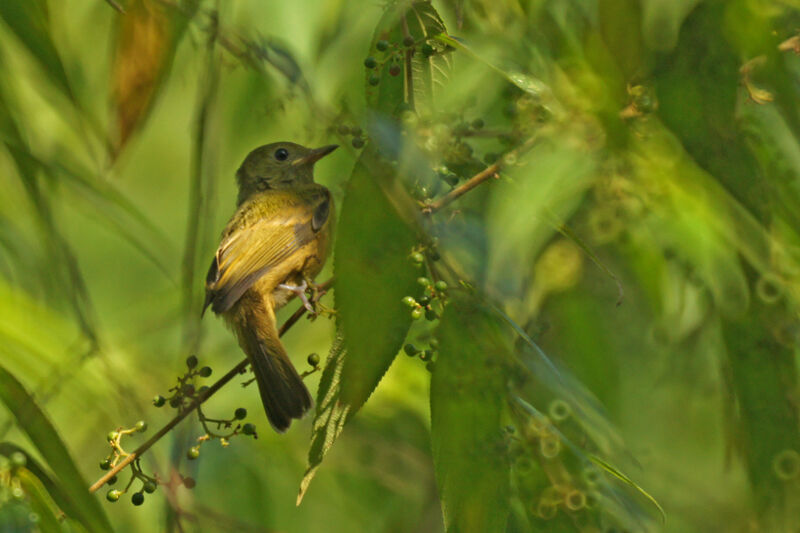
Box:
[423,134,540,213]
[88,279,332,493]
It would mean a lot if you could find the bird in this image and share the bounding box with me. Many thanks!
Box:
[203,141,337,432]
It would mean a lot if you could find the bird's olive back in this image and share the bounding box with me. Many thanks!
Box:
[236,142,317,205]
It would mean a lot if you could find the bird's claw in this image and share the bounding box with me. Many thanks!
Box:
[279,280,316,314]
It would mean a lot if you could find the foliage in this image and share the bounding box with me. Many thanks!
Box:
[0,0,798,532]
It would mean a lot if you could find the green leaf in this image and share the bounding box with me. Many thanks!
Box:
[0,1,74,101]
[297,333,350,505]
[431,295,511,533]
[0,365,114,533]
[335,147,418,411]
[17,467,67,533]
[365,1,452,114]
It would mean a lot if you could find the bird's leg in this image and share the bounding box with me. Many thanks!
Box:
[278,279,315,313]
[302,273,336,318]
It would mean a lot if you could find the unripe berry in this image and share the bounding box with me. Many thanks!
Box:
[107,431,119,442]
[351,126,362,136]
[425,308,438,321]
[417,294,431,306]
[421,43,434,56]
[100,459,112,470]
[471,118,484,130]
[242,423,257,436]
[402,296,417,307]
[131,492,145,506]
[364,57,377,69]
[186,355,198,369]
[198,366,212,378]
[106,489,122,502]
[411,252,425,264]
[352,137,365,149]
[417,277,430,287]
[307,353,321,367]
[135,421,147,432]
[152,395,166,407]
[411,308,424,320]
[376,40,389,51]
[187,446,200,460]
[143,481,157,494]
[107,475,118,486]
[368,75,380,86]
[434,280,448,291]
[234,408,248,420]
[337,125,350,135]
[403,36,415,47]
[183,477,196,489]
[389,64,401,77]
[403,344,419,356]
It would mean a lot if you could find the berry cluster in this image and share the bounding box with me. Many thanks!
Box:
[151,355,213,411]
[336,124,365,149]
[101,421,164,506]
[364,35,426,87]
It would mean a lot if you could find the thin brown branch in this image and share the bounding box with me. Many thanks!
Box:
[424,135,539,213]
[88,278,333,493]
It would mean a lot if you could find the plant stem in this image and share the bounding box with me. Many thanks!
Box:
[88,279,331,493]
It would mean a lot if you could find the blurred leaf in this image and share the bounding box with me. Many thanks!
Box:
[0,442,83,527]
[112,0,171,154]
[0,365,113,533]
[17,467,66,533]
[430,295,511,533]
[297,333,350,505]
[335,147,418,411]
[0,0,74,101]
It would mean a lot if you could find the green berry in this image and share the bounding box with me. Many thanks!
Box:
[352,137,365,149]
[242,423,257,436]
[471,118,485,130]
[389,64,401,77]
[417,294,431,306]
[404,344,419,356]
[183,477,196,489]
[186,355,198,369]
[135,421,147,433]
[187,446,200,460]
[337,124,350,135]
[107,475,118,486]
[152,395,166,407]
[442,173,459,186]
[307,353,321,367]
[107,431,119,442]
[368,75,380,86]
[9,452,25,468]
[131,492,144,506]
[434,280,448,291]
[169,397,181,408]
[107,489,122,502]
[411,252,425,264]
[402,296,417,307]
[425,308,438,321]
[234,408,248,420]
[403,36,415,47]
[417,277,430,287]
[100,459,112,470]
[143,481,157,494]
[351,126,362,136]
[364,56,377,69]
[376,40,389,51]
[198,366,212,378]
[411,308,424,320]
[429,338,439,349]
[421,43,434,56]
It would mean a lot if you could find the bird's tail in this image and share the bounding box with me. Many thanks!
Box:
[234,310,313,432]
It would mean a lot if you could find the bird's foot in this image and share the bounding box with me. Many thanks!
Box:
[279,280,315,314]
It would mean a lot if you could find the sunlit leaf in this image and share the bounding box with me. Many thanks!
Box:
[297,333,350,505]
[589,454,666,522]
[0,365,113,533]
[431,295,511,533]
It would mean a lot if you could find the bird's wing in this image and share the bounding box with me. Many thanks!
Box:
[203,189,330,315]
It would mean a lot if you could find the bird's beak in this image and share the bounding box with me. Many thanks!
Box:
[293,144,338,166]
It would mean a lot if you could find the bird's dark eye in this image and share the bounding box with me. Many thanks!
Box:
[275,148,289,161]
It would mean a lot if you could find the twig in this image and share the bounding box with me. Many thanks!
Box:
[104,0,125,13]
[88,278,332,493]
[424,135,539,213]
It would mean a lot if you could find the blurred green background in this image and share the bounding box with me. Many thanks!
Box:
[0,0,799,531]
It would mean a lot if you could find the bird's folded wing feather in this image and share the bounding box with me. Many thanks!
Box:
[203,191,329,315]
